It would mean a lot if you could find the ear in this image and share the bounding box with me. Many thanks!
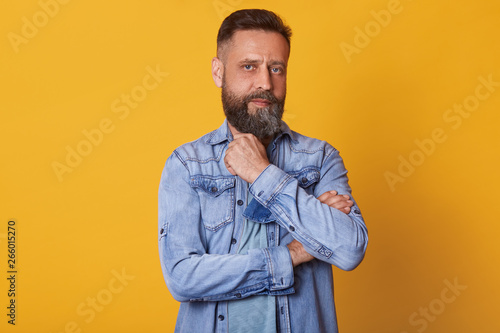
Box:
[211,57,224,88]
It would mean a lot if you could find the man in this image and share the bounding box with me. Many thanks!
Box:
[158,9,368,333]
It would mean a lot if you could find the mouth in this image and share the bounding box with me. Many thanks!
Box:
[250,98,272,108]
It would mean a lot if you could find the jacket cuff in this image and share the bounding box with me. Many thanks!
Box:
[250,164,292,206]
[263,246,294,291]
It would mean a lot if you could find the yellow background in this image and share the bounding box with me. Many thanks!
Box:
[1,0,499,332]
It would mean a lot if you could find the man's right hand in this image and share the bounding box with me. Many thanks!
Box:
[287,190,354,267]
[287,239,313,267]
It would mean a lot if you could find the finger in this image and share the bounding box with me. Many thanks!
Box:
[322,196,345,206]
[335,194,353,206]
[318,190,338,203]
[233,132,256,140]
[327,198,354,210]
[343,199,354,207]
[223,154,236,176]
[227,141,238,152]
[334,200,354,208]
[225,163,236,176]
[232,134,249,145]
[317,192,331,202]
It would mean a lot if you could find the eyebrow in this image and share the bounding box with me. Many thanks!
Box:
[238,58,286,68]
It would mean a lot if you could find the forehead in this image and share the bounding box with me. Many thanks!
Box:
[225,29,290,64]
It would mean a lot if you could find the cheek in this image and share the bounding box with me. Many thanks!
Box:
[272,77,287,99]
[226,74,252,94]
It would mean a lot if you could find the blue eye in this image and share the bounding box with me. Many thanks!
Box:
[271,67,282,74]
[244,65,253,70]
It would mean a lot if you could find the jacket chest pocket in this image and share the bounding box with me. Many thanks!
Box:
[292,167,321,195]
[190,176,236,232]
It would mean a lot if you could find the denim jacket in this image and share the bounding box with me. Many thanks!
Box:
[158,120,368,333]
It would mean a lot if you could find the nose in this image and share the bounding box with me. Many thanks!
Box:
[255,67,272,91]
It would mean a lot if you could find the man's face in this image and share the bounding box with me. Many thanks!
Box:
[215,30,289,140]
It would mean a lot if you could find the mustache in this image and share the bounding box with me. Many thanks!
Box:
[244,90,279,104]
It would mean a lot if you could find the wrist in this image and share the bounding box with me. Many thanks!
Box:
[248,163,270,183]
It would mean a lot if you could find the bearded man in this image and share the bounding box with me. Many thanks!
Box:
[158,9,368,333]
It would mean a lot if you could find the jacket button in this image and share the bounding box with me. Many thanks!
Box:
[235,293,242,298]
[354,209,360,214]
[160,228,164,234]
[237,199,244,206]
[289,226,295,232]
[218,315,224,321]
[211,187,218,193]
[301,177,308,184]
[231,238,237,244]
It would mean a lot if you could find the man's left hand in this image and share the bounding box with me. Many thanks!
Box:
[317,190,353,214]
[224,133,270,183]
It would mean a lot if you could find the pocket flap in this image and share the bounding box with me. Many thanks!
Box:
[190,176,236,197]
[293,168,320,188]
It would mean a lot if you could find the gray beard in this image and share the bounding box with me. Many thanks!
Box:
[221,87,285,140]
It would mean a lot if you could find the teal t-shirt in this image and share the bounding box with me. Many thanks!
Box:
[228,192,276,333]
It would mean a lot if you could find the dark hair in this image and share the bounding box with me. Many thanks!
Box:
[217,9,292,57]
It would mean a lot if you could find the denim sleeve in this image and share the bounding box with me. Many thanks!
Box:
[158,153,295,302]
[249,147,368,271]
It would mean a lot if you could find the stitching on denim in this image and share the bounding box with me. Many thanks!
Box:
[182,144,226,164]
[286,139,326,154]
[264,173,293,206]
[283,296,291,333]
[190,176,236,196]
[195,281,269,301]
[263,248,274,289]
[323,144,339,159]
[317,246,333,259]
[203,129,217,144]
[173,149,188,168]
[203,219,233,232]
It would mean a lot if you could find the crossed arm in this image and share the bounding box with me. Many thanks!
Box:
[224,132,355,267]
[288,190,353,266]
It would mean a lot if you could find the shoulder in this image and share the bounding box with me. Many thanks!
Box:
[170,119,231,165]
[284,129,338,158]
[161,128,227,184]
[173,129,225,165]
